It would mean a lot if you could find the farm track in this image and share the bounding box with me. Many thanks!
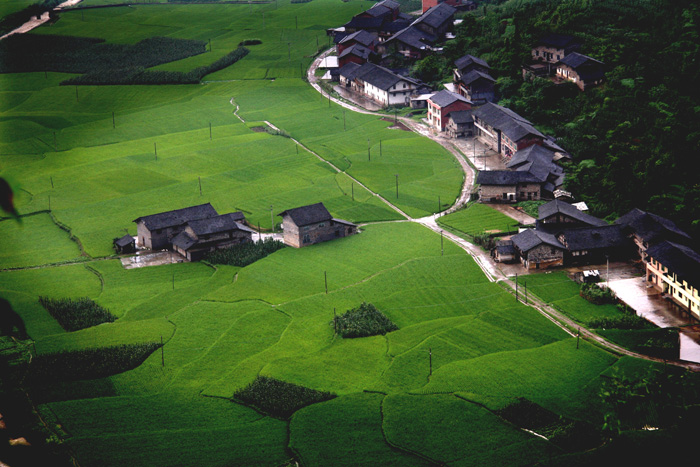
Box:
[305,51,700,372]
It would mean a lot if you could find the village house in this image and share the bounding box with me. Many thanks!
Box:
[615,208,692,262]
[342,0,401,35]
[492,239,516,263]
[472,102,545,158]
[338,62,421,107]
[171,213,255,261]
[113,234,136,254]
[380,25,437,60]
[427,90,472,131]
[476,170,544,202]
[523,33,581,79]
[555,52,605,90]
[338,44,377,67]
[645,241,700,321]
[278,202,357,248]
[505,145,566,197]
[445,110,473,138]
[412,3,456,40]
[453,55,495,104]
[336,30,378,56]
[536,199,608,231]
[134,203,219,250]
[555,224,630,265]
[510,229,565,270]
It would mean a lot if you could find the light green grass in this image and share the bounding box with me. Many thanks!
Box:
[438,202,519,237]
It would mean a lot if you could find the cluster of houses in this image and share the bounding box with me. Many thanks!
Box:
[522,33,605,91]
[493,201,700,320]
[117,202,357,261]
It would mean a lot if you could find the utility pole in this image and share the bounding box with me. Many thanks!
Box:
[429,348,432,376]
[288,42,291,61]
[50,176,54,189]
[161,336,164,367]
[333,308,337,334]
[515,273,519,302]
[209,122,212,140]
[270,205,274,232]
[154,142,157,161]
[524,279,527,304]
[441,230,444,256]
[367,138,370,161]
[112,111,115,129]
[351,182,354,201]
[395,174,399,198]
[343,110,346,131]
[576,328,580,349]
[198,176,202,196]
[258,222,261,242]
[324,271,328,294]
[380,139,382,156]
[75,86,79,103]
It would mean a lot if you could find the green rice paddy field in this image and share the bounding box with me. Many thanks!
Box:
[0,1,669,465]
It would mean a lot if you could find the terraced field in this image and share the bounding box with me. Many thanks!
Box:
[0,1,673,465]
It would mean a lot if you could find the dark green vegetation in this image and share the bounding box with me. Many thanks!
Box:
[0,0,62,36]
[233,376,335,419]
[423,0,700,236]
[579,282,616,305]
[204,237,286,267]
[38,296,115,331]
[333,302,398,338]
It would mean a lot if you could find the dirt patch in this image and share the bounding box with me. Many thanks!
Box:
[381,118,410,131]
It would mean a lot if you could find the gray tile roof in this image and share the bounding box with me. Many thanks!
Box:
[171,231,197,251]
[537,33,579,49]
[428,89,471,107]
[413,3,456,29]
[557,224,627,251]
[538,200,608,226]
[339,30,377,47]
[454,54,490,71]
[447,110,473,124]
[512,229,564,252]
[615,208,691,245]
[338,62,362,80]
[558,52,605,81]
[338,44,374,60]
[646,241,700,289]
[472,102,544,143]
[477,170,543,185]
[134,203,218,231]
[114,235,134,247]
[386,25,436,50]
[279,202,332,227]
[559,52,603,69]
[187,213,248,236]
[352,63,418,91]
[459,70,495,86]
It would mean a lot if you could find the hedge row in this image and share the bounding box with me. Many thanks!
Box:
[233,376,335,419]
[0,34,206,74]
[580,283,616,305]
[26,343,161,384]
[204,237,285,267]
[332,302,398,338]
[63,46,249,85]
[38,296,116,332]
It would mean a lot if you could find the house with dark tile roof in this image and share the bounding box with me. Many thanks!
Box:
[413,2,456,39]
[113,234,136,254]
[555,52,605,90]
[172,213,255,261]
[278,202,357,248]
[537,200,608,231]
[454,54,491,75]
[506,145,565,197]
[338,62,421,107]
[338,43,377,67]
[511,228,565,269]
[455,70,495,105]
[615,208,692,261]
[337,30,378,55]
[476,170,544,203]
[645,241,700,320]
[427,90,472,131]
[555,224,630,265]
[445,110,473,138]
[472,102,545,158]
[134,203,219,250]
[381,25,437,60]
[531,33,581,64]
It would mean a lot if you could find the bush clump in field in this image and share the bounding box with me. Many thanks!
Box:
[233,376,335,419]
[580,283,616,305]
[238,39,262,46]
[204,237,285,267]
[333,302,398,338]
[637,328,679,359]
[589,313,650,330]
[26,343,161,384]
[38,296,116,332]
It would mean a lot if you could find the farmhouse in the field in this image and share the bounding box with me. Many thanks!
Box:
[278,202,357,248]
[172,213,255,261]
[476,170,546,203]
[645,241,700,320]
[510,229,565,269]
[555,52,605,90]
[134,203,219,250]
[113,235,136,254]
[445,110,474,137]
[427,90,472,131]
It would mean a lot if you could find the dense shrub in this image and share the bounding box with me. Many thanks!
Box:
[238,39,262,46]
[637,329,679,360]
[291,0,313,3]
[204,237,285,267]
[580,283,616,305]
[233,376,335,419]
[589,313,650,330]
[333,302,398,338]
[26,343,161,384]
[38,296,116,332]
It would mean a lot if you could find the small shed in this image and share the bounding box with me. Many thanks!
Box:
[114,235,136,254]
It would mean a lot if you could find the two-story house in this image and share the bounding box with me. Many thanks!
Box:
[278,203,357,248]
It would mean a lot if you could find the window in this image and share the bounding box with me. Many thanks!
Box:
[303,234,311,244]
[318,223,325,228]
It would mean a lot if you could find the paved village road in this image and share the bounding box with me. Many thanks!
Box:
[303,50,700,372]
